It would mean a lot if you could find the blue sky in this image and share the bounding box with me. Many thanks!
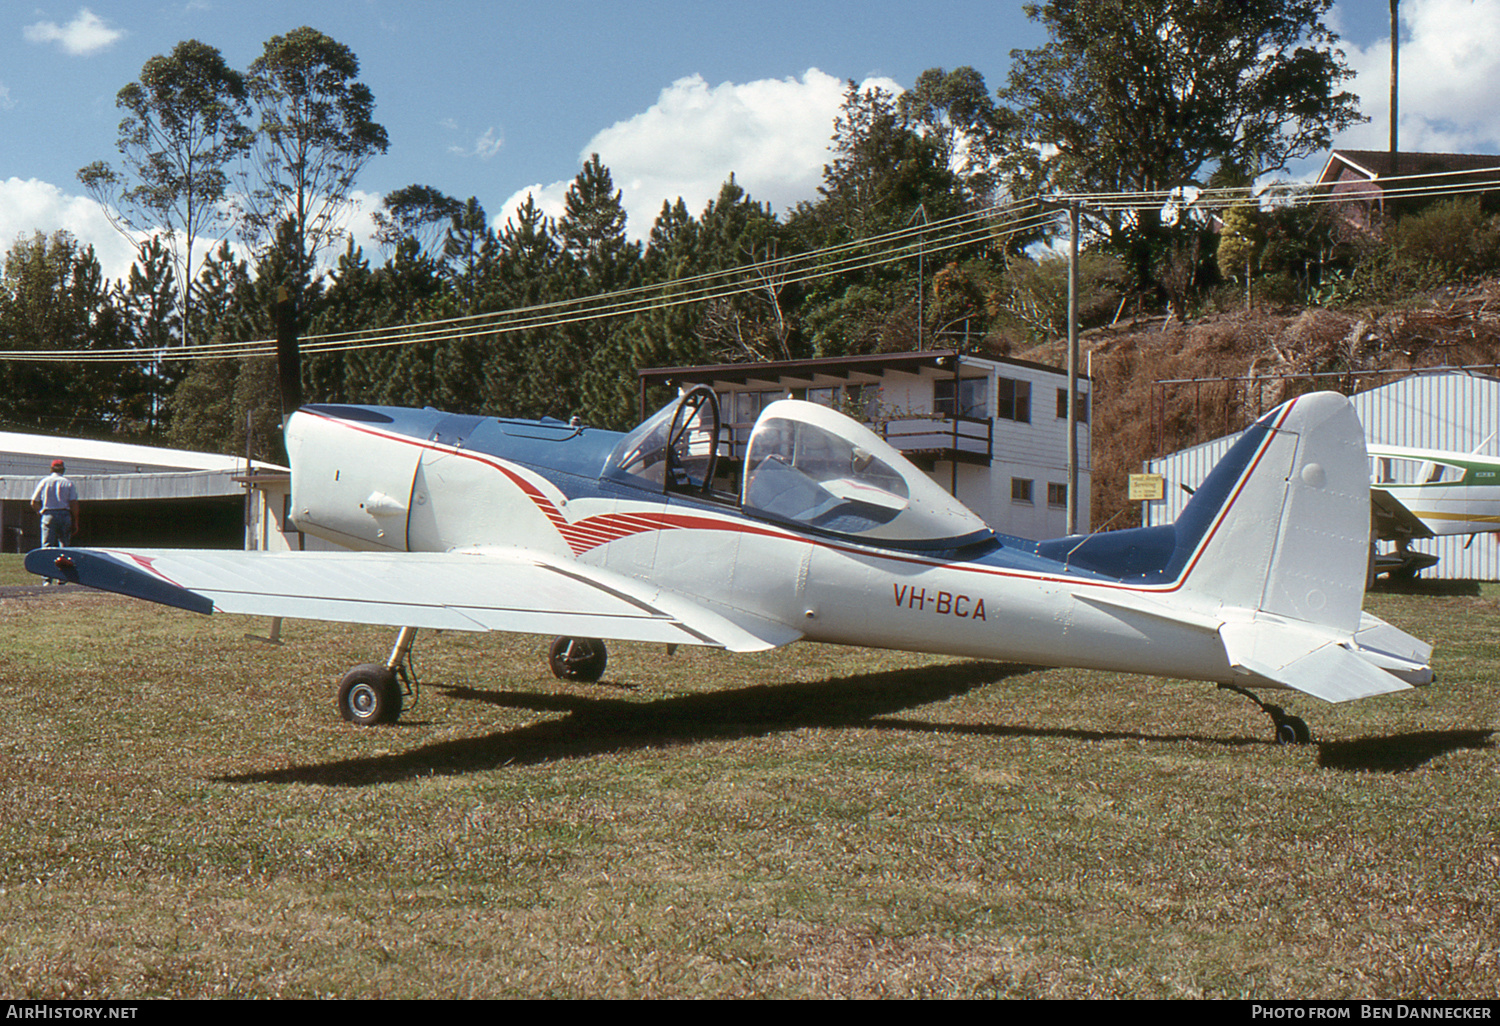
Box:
[3,0,1497,281]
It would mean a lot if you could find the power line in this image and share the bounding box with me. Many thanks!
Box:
[2,199,1052,363]
[5,164,1497,365]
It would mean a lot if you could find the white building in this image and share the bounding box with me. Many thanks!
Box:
[1141,371,1500,580]
[640,350,1091,540]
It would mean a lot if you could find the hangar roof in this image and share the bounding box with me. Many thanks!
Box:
[0,430,285,502]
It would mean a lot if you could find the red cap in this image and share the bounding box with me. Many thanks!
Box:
[51,459,64,470]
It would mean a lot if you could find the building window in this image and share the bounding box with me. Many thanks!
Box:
[1011,478,1033,503]
[733,390,783,427]
[1056,388,1089,423]
[997,377,1030,423]
[1047,482,1068,507]
[934,377,988,418]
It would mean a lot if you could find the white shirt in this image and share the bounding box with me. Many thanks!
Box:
[31,472,77,512]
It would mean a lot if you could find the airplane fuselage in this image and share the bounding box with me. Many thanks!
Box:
[1370,444,1500,537]
[285,403,1235,686]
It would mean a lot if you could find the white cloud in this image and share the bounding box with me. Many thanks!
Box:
[1334,0,1500,153]
[497,68,900,240]
[0,82,14,111]
[473,127,504,160]
[23,8,126,57]
[449,126,504,161]
[0,177,139,280]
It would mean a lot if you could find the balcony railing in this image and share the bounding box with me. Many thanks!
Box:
[879,415,993,465]
[717,415,993,465]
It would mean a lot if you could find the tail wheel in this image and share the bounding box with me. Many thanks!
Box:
[549,637,608,682]
[1274,712,1312,745]
[337,663,403,725]
[1267,705,1312,745]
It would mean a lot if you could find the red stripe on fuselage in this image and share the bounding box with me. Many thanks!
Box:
[302,398,1295,595]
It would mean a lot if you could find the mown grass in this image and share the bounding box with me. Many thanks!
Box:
[0,553,1496,998]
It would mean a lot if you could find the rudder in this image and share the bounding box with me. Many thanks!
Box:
[1174,392,1370,635]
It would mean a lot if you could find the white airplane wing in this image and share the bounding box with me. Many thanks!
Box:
[25,547,802,653]
[1371,487,1435,541]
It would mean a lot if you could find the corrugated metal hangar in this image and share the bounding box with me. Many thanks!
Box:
[1143,371,1500,580]
[0,430,287,553]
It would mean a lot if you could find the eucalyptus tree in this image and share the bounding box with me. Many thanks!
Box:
[372,183,463,259]
[897,65,1008,206]
[76,39,252,349]
[238,27,389,286]
[996,0,1364,292]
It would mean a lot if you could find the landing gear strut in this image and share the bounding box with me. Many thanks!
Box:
[336,626,418,725]
[1219,682,1312,745]
[549,636,607,682]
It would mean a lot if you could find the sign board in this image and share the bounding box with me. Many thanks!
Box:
[1129,473,1165,502]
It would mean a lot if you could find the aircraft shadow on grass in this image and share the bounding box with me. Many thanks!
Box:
[1315,729,1494,772]
[213,661,1491,786]
[216,660,1034,786]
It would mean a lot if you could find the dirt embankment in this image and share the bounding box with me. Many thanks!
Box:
[1016,278,1500,529]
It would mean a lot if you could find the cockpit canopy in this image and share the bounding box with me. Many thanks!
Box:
[602,385,720,495]
[605,388,992,550]
[743,400,993,548]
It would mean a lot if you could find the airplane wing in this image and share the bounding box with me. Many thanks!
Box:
[1371,487,1435,542]
[24,546,802,653]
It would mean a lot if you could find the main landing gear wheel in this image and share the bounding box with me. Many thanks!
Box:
[549,637,608,682]
[337,663,404,726]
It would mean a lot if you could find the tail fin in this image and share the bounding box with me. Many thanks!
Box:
[1025,391,1430,700]
[1173,391,1369,630]
[1171,392,1431,700]
[1042,390,1370,620]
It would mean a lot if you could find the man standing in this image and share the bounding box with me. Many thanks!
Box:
[31,459,80,550]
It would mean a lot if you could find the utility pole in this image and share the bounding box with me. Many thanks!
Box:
[1390,0,1400,174]
[1038,197,1085,536]
[911,204,928,350]
[1066,201,1080,535]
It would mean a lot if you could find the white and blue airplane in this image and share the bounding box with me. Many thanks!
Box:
[27,385,1432,744]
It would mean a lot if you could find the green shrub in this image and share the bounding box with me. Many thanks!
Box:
[1385,197,1500,279]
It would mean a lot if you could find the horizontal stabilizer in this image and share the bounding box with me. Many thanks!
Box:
[1219,617,1418,703]
[25,547,802,653]
[1352,612,1434,685]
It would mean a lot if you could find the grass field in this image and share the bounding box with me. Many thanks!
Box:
[0,553,1496,999]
